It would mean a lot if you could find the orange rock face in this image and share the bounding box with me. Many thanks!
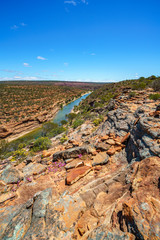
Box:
[120,132,130,143]
[66,166,91,185]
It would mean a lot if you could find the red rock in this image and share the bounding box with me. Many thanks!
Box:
[106,139,115,145]
[101,135,109,141]
[66,166,91,185]
[120,132,130,143]
[107,147,116,156]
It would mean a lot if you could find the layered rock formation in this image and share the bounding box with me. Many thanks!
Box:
[0,90,160,239]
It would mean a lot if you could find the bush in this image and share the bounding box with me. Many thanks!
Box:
[42,122,58,136]
[60,120,67,125]
[72,119,84,129]
[60,135,68,143]
[11,148,28,162]
[152,79,160,91]
[128,92,136,98]
[0,140,9,157]
[18,143,26,149]
[93,118,102,126]
[149,94,160,100]
[32,137,52,152]
[66,113,77,123]
[132,82,146,90]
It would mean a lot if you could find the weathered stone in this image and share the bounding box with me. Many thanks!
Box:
[101,135,109,141]
[65,159,84,170]
[95,142,110,151]
[106,139,116,145]
[66,166,91,185]
[0,165,23,184]
[107,147,116,156]
[23,163,47,177]
[0,192,17,204]
[53,146,88,161]
[92,152,109,166]
[120,132,130,143]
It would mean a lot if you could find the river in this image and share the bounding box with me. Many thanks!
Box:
[53,92,90,125]
[12,92,91,142]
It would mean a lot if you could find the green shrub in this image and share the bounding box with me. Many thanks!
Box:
[42,122,58,136]
[60,135,68,143]
[32,137,52,152]
[18,143,26,149]
[66,113,77,123]
[132,82,146,90]
[0,140,9,157]
[152,79,160,91]
[46,126,66,138]
[128,92,136,98]
[72,119,84,129]
[149,93,160,100]
[60,120,67,125]
[11,148,28,162]
[93,118,102,126]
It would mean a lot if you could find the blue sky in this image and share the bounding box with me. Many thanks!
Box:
[0,0,160,82]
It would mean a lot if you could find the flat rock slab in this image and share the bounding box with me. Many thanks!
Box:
[92,152,109,166]
[53,146,88,161]
[65,159,84,170]
[23,163,47,177]
[0,166,23,184]
[66,166,91,185]
[0,192,17,204]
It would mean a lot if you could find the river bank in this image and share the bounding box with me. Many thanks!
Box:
[4,92,91,142]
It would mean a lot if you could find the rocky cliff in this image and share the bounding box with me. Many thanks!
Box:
[0,88,160,240]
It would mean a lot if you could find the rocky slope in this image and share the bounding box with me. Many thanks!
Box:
[0,88,160,240]
[0,103,60,142]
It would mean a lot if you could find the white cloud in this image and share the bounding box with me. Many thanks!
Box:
[135,73,139,78]
[37,56,47,60]
[64,62,69,66]
[64,0,77,6]
[23,63,32,67]
[11,25,19,30]
[91,53,96,56]
[20,22,27,26]
[14,76,21,79]
[64,0,88,6]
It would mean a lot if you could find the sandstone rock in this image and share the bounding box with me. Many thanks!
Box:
[95,142,110,151]
[92,152,109,166]
[53,146,88,161]
[0,192,17,204]
[120,132,130,143]
[106,139,116,145]
[65,159,84,170]
[107,147,116,156]
[101,135,109,141]
[66,166,91,185]
[75,210,98,237]
[0,180,8,193]
[23,163,47,177]
[42,150,52,158]
[0,200,32,240]
[0,165,23,184]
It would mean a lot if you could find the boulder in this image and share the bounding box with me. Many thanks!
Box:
[0,165,23,184]
[65,159,84,170]
[0,192,17,204]
[92,152,109,166]
[23,163,47,177]
[66,166,91,185]
[53,146,88,161]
